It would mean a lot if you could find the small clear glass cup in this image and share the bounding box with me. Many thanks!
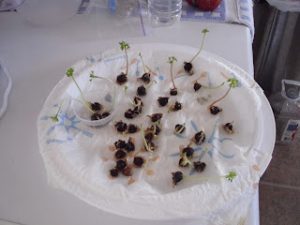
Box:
[71,77,118,127]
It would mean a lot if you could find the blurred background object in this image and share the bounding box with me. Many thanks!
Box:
[186,0,221,11]
[253,2,300,224]
[148,0,182,26]
[253,0,300,96]
[17,0,80,25]
[0,0,24,11]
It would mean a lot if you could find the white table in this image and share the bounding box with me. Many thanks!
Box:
[0,12,257,225]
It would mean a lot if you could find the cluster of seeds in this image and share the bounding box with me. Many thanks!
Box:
[90,102,110,121]
[171,130,207,185]
[124,96,144,119]
[110,37,238,187]
[109,138,145,178]
[142,113,163,152]
[114,121,139,134]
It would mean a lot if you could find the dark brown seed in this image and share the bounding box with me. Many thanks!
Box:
[184,62,193,74]
[175,124,185,134]
[170,88,178,96]
[149,113,163,123]
[91,113,102,121]
[173,102,182,111]
[114,139,127,149]
[182,147,194,158]
[116,159,127,171]
[223,123,234,134]
[115,121,127,132]
[137,85,147,96]
[133,156,144,167]
[172,171,183,185]
[101,112,110,118]
[127,124,139,133]
[157,97,169,107]
[125,138,135,152]
[194,82,202,92]
[124,109,135,119]
[110,168,119,177]
[90,102,102,111]
[194,131,206,145]
[122,166,132,176]
[210,105,222,115]
[138,73,151,84]
[116,72,127,85]
[115,149,127,159]
[193,161,206,172]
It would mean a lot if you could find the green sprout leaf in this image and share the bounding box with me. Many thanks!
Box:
[225,171,237,182]
[168,56,177,64]
[228,78,239,88]
[50,115,59,122]
[50,102,63,123]
[119,41,130,75]
[183,168,237,184]
[119,41,130,51]
[189,28,209,63]
[124,85,128,92]
[89,70,97,81]
[66,68,74,77]
[66,68,94,113]
[202,28,209,34]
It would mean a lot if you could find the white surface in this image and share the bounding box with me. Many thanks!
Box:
[0,12,258,225]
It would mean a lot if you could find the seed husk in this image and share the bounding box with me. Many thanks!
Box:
[223,122,234,134]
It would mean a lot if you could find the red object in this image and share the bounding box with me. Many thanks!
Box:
[186,0,222,11]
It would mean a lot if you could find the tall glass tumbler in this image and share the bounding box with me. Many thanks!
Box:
[148,0,182,26]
